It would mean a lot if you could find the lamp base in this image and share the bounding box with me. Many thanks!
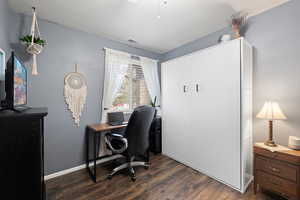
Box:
[265,140,277,147]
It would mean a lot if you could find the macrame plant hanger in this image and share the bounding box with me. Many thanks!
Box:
[27,7,43,75]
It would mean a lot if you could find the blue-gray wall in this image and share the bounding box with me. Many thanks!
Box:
[4,10,161,175]
[29,20,161,175]
[0,0,21,62]
[0,0,19,98]
[0,0,9,55]
[161,0,300,146]
[0,0,9,99]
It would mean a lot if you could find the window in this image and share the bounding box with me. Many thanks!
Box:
[112,64,151,111]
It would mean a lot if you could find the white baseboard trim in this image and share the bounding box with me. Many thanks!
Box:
[44,155,123,181]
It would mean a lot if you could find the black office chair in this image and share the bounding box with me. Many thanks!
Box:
[104,105,155,181]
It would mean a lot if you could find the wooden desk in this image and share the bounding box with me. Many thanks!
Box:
[86,123,127,182]
[88,123,127,132]
[254,143,300,200]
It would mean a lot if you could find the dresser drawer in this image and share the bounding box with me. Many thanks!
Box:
[254,146,300,165]
[256,156,298,182]
[257,170,298,198]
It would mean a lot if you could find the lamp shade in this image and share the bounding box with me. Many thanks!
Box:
[256,101,287,120]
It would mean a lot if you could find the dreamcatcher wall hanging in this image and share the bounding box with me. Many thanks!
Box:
[64,64,87,126]
[20,7,46,75]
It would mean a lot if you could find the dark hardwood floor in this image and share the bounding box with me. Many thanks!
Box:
[46,155,285,200]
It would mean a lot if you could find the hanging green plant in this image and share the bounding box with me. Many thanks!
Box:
[150,96,157,108]
[20,35,46,47]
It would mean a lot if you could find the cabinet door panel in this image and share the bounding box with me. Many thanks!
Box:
[162,39,241,189]
[161,57,192,160]
[188,40,241,189]
[0,117,42,199]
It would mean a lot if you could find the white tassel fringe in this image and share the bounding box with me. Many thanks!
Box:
[32,54,38,75]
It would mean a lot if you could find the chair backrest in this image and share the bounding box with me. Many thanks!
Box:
[124,105,155,157]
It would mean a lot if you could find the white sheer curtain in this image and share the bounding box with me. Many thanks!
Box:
[101,48,130,122]
[99,48,130,157]
[141,57,161,108]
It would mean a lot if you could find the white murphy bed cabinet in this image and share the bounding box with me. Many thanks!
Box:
[161,38,253,193]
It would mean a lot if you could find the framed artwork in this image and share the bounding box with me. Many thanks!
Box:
[0,48,5,75]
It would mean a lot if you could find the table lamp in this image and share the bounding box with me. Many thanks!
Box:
[256,101,287,147]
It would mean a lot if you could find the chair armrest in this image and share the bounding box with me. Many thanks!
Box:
[105,133,128,154]
[107,133,124,138]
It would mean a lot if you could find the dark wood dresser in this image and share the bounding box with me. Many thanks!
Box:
[254,143,300,200]
[0,108,48,200]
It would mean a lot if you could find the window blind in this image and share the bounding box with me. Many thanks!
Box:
[112,64,151,111]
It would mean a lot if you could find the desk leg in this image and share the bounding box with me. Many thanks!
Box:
[93,133,97,182]
[86,128,89,169]
[86,129,100,183]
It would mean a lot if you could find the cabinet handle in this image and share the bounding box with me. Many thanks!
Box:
[183,85,187,93]
[269,166,280,173]
[270,180,281,186]
[196,84,199,92]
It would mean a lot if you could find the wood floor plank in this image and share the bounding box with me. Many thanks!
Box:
[46,155,286,200]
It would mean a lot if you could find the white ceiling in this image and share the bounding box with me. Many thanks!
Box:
[9,0,289,54]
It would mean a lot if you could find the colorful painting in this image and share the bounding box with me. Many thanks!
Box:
[14,57,27,105]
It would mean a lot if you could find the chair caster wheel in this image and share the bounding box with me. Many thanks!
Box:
[107,175,112,180]
[131,176,136,182]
